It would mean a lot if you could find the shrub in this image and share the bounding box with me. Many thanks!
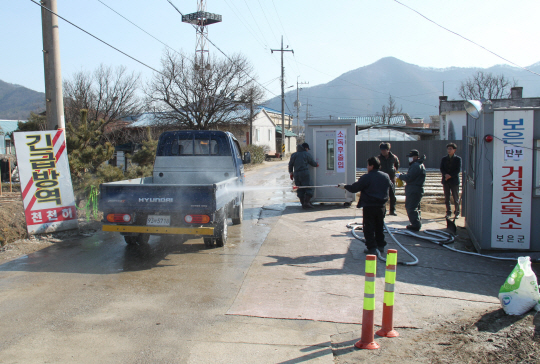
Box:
[242,145,265,164]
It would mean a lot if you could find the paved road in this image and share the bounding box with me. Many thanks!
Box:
[0,161,343,363]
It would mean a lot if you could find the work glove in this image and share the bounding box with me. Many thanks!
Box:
[290,173,294,181]
[316,163,319,167]
[395,173,401,179]
[337,183,346,189]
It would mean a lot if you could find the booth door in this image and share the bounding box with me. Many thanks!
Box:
[313,130,347,200]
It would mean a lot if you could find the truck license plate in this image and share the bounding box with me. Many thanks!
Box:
[146,215,170,226]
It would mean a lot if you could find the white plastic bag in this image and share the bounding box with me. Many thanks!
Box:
[499,256,540,315]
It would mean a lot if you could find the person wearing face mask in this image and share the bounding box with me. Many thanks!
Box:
[395,150,426,231]
[377,142,400,216]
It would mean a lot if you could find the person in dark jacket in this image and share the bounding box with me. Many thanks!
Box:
[338,156,393,256]
[289,143,319,209]
[378,142,400,216]
[440,143,462,218]
[396,150,426,231]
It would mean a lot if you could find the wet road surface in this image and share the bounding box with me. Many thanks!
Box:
[0,161,313,363]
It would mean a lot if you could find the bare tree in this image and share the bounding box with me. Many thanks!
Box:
[458,71,517,100]
[379,95,403,124]
[145,50,264,130]
[63,64,143,129]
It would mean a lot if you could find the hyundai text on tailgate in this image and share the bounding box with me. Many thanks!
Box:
[99,130,251,248]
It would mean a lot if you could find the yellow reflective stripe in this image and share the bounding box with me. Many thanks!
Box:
[102,225,214,235]
[364,297,375,310]
[387,252,398,266]
[365,281,375,295]
[383,291,395,306]
[365,260,376,274]
[386,271,396,285]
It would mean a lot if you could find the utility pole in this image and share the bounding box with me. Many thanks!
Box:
[271,36,293,157]
[295,77,308,136]
[41,0,65,129]
[249,98,254,145]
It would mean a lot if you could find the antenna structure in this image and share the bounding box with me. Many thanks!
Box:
[182,0,222,70]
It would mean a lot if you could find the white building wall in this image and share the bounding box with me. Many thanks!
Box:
[252,111,276,154]
[441,110,467,140]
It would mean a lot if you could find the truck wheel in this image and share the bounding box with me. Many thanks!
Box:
[203,237,214,248]
[124,236,137,245]
[136,233,150,245]
[232,199,243,225]
[215,215,228,248]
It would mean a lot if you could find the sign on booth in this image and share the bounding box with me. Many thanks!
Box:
[14,130,78,234]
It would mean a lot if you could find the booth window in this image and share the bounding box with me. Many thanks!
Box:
[326,139,335,170]
[467,136,477,188]
[268,129,271,141]
[534,140,540,196]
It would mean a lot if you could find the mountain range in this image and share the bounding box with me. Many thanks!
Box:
[263,57,540,123]
[2,57,540,122]
[0,80,45,120]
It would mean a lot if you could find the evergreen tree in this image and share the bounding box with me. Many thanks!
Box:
[66,109,116,200]
[126,128,157,179]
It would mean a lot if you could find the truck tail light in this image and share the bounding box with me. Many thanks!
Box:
[107,214,132,223]
[184,215,210,224]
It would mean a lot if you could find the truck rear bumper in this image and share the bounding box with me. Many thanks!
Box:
[102,225,214,235]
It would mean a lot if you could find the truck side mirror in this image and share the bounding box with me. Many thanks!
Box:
[243,152,251,164]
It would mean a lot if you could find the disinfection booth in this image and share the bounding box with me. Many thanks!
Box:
[304,119,356,205]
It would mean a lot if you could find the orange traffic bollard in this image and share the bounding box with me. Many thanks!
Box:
[355,254,380,350]
[376,249,399,338]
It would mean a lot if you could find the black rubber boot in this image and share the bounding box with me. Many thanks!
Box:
[303,195,314,209]
[299,196,305,207]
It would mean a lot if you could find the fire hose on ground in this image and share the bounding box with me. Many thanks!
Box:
[290,184,520,263]
[346,221,519,265]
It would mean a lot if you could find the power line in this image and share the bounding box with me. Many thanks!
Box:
[394,0,540,78]
[257,0,278,43]
[222,0,267,49]
[96,0,193,64]
[242,0,269,47]
[30,0,165,76]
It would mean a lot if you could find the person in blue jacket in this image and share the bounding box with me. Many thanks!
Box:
[338,156,393,256]
[440,143,462,219]
[396,150,426,231]
[289,143,319,209]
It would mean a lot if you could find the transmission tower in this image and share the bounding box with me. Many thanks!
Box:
[182,0,222,70]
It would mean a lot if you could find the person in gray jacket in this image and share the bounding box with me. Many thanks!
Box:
[396,150,426,231]
[289,143,319,209]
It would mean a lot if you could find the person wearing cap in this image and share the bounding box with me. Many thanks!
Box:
[289,143,319,209]
[338,156,393,256]
[395,150,426,231]
[440,143,462,219]
[378,142,400,216]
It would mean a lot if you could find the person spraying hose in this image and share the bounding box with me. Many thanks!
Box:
[338,156,393,256]
[289,143,319,209]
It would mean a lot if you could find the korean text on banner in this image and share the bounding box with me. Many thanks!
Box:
[491,111,533,249]
[14,130,79,234]
[336,129,346,173]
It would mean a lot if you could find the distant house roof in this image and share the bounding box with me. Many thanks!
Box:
[275,126,297,137]
[355,128,417,141]
[0,120,21,138]
[338,116,407,126]
[123,105,292,128]
[257,105,292,117]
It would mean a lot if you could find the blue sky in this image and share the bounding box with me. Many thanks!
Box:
[2,0,540,101]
